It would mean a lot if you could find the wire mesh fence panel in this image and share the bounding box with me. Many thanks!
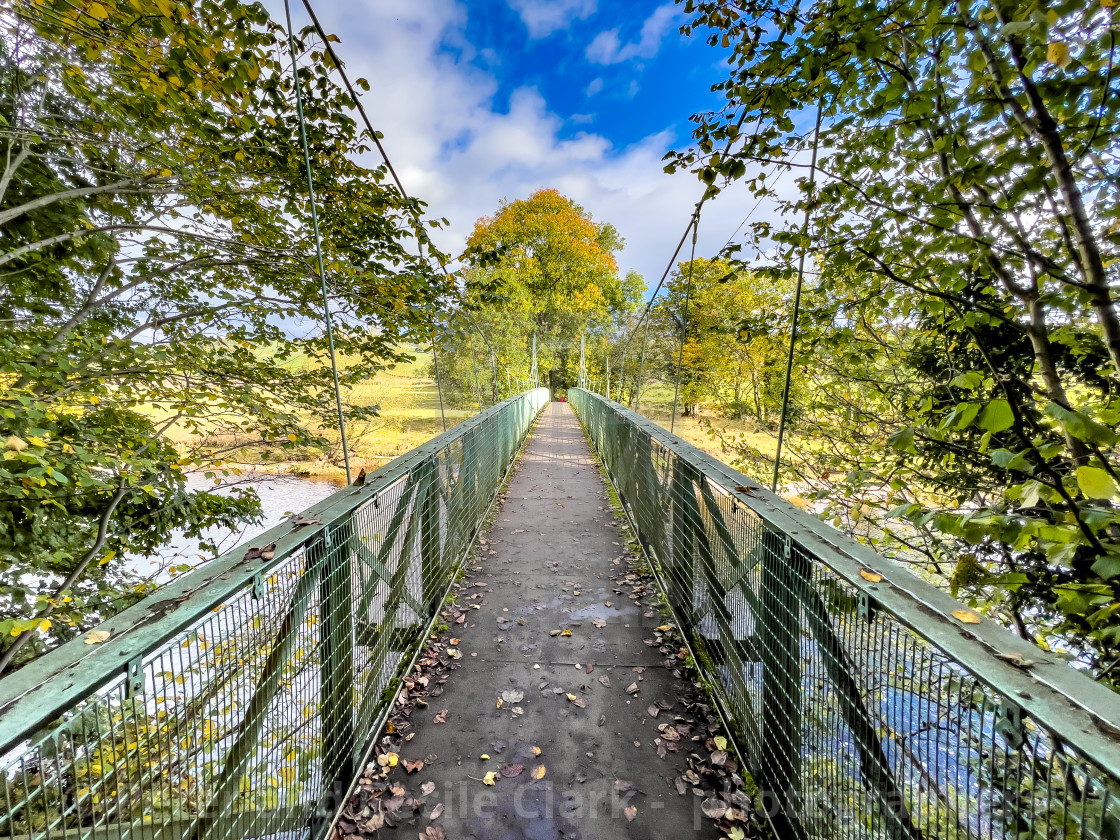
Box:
[569,387,1120,840]
[0,389,549,840]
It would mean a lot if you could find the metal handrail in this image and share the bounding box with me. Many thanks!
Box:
[570,387,1120,840]
[0,388,549,840]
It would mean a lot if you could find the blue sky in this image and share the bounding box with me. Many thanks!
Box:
[269,0,791,288]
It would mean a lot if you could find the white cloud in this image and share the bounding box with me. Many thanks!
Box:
[506,0,597,39]
[267,0,783,293]
[585,4,680,65]
[585,77,604,97]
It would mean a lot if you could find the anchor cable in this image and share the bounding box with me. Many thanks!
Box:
[284,0,352,484]
[772,100,825,493]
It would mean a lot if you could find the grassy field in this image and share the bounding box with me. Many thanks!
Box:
[152,352,800,486]
[154,346,473,480]
[624,380,816,501]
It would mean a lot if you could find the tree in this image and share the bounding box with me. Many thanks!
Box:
[674,0,1120,678]
[0,0,451,671]
[650,258,790,421]
[435,190,642,403]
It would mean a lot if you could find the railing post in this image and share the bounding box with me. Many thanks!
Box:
[669,461,696,624]
[419,458,444,615]
[758,529,805,838]
[318,522,355,820]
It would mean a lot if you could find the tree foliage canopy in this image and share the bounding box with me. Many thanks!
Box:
[0,0,450,670]
[673,0,1120,677]
[436,189,641,403]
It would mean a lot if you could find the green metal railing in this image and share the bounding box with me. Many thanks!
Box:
[569,388,1120,840]
[0,388,548,840]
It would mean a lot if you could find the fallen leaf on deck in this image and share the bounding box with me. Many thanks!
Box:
[713,735,727,751]
[859,569,883,583]
[614,780,632,792]
[625,683,639,695]
[560,629,572,637]
[403,759,424,774]
[654,624,673,633]
[701,798,727,819]
[997,651,1035,668]
[549,630,562,637]
[532,746,542,756]
[952,609,982,624]
[421,782,436,796]
[624,805,637,822]
[501,763,525,777]
[448,638,460,645]
[84,630,111,645]
[647,704,660,718]
[501,689,524,704]
[592,618,606,628]
[532,765,546,780]
[598,674,611,687]
[433,710,448,724]
[482,772,497,786]
[430,802,444,821]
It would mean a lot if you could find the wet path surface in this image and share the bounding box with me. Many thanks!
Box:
[345,403,735,839]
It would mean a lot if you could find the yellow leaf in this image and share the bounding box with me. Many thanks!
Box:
[566,693,577,702]
[385,752,398,767]
[482,771,497,786]
[99,550,117,566]
[85,629,111,645]
[27,436,46,447]
[952,609,981,625]
[89,396,100,405]
[480,754,490,760]
[713,736,728,751]
[1104,0,1116,8]
[531,746,542,756]
[532,765,546,780]
[859,569,883,583]
[496,698,502,708]
[654,624,674,633]
[560,628,571,637]
[1047,41,1070,67]
[288,434,299,442]
[38,619,51,633]
[88,2,109,19]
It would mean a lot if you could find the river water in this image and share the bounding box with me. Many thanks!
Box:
[128,472,346,580]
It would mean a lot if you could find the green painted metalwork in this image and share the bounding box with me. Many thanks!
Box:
[0,389,548,840]
[569,387,1120,840]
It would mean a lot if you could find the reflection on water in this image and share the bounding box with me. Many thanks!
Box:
[128,472,345,580]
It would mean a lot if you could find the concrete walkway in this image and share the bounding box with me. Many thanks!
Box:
[355,403,730,839]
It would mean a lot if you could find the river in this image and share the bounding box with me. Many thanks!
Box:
[128,472,346,580]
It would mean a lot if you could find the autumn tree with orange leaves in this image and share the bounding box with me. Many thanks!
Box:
[435,190,642,404]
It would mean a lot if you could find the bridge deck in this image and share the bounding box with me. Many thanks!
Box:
[346,402,736,839]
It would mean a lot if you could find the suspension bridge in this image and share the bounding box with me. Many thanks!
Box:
[2,0,1120,837]
[1,383,1118,840]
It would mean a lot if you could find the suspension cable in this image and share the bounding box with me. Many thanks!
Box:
[772,100,825,493]
[430,332,448,431]
[284,0,352,484]
[299,0,526,392]
[669,208,701,434]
